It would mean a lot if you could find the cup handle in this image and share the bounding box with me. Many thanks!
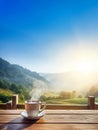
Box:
[39,102,46,112]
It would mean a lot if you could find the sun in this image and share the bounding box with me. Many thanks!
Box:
[76,60,97,74]
[77,62,94,73]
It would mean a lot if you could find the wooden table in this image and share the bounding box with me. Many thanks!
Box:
[0,110,98,130]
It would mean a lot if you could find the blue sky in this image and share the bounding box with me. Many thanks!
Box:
[0,0,98,73]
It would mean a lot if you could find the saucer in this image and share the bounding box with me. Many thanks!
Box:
[21,110,45,120]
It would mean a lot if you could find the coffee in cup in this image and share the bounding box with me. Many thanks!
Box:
[25,101,46,117]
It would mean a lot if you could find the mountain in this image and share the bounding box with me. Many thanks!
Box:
[1,57,98,93]
[40,72,76,91]
[0,58,49,87]
[40,71,98,92]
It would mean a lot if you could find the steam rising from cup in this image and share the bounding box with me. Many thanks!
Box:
[30,80,48,101]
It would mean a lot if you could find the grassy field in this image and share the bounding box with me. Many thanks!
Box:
[43,98,87,104]
[40,91,98,104]
[43,97,98,104]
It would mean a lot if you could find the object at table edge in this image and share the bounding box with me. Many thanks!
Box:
[21,110,45,120]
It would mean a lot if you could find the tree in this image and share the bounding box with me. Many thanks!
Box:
[59,91,72,99]
[72,90,77,98]
[87,85,98,97]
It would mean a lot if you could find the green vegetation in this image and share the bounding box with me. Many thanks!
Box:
[0,80,30,103]
[0,58,48,103]
[0,57,48,87]
[40,90,98,104]
[40,90,77,100]
[87,86,98,97]
[1,57,98,105]
[0,78,86,104]
[0,88,13,103]
[42,91,59,98]
[1,79,98,105]
[41,98,88,104]
[40,91,87,104]
[1,80,98,105]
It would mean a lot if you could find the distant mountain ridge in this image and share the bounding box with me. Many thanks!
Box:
[40,70,98,92]
[1,58,98,93]
[0,58,48,87]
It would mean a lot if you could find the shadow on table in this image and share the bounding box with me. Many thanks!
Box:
[0,116,38,130]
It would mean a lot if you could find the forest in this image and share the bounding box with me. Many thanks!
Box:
[0,80,30,103]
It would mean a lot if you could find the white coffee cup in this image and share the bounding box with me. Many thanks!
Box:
[25,101,46,117]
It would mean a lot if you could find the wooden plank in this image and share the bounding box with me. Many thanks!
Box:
[88,96,95,109]
[0,110,22,115]
[2,103,98,110]
[17,104,88,110]
[0,113,98,124]
[95,104,98,109]
[0,104,7,109]
[6,101,12,109]
[0,101,12,110]
[0,124,98,130]
[12,95,18,109]
[0,110,98,130]
[45,110,98,115]
[17,104,25,109]
[46,104,88,110]
[1,110,98,115]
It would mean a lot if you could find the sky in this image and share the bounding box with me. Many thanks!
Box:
[0,0,98,73]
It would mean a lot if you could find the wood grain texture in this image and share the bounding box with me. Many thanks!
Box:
[17,104,88,110]
[0,104,7,109]
[0,114,98,124]
[0,110,98,115]
[0,124,98,130]
[0,110,98,130]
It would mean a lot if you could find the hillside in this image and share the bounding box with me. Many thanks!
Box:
[40,72,75,91]
[0,58,49,87]
[40,71,98,92]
